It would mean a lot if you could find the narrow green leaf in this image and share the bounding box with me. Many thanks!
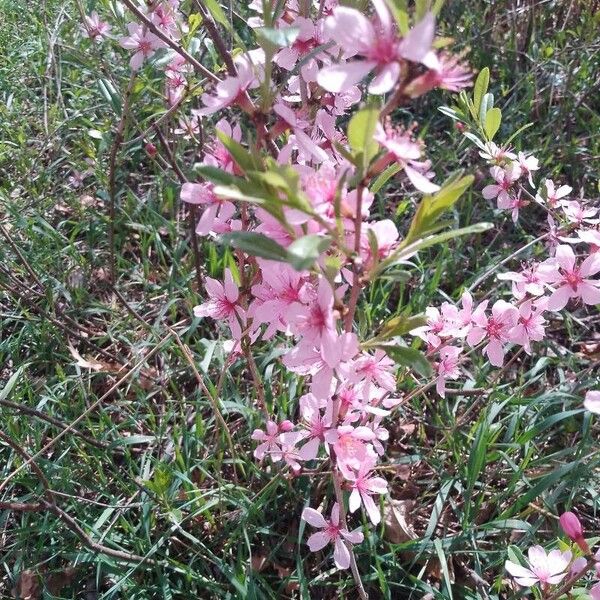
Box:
[348,107,380,169]
[256,26,300,50]
[377,344,432,378]
[219,232,289,262]
[216,130,261,173]
[0,366,24,401]
[472,67,489,115]
[371,163,401,194]
[286,235,331,270]
[484,107,502,141]
[204,0,231,30]
[194,165,240,186]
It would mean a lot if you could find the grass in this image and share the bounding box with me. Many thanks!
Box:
[0,0,599,598]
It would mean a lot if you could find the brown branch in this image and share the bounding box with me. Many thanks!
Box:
[120,0,219,83]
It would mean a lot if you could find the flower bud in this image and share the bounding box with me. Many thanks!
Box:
[560,511,583,540]
[279,420,294,433]
[145,142,157,157]
[560,511,589,552]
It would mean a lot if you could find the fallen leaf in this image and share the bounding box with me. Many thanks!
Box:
[46,567,77,595]
[383,498,418,544]
[15,570,41,600]
[68,344,104,371]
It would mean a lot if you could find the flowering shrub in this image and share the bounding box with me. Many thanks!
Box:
[77,0,599,596]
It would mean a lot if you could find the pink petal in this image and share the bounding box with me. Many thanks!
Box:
[324,7,375,53]
[584,391,600,414]
[333,537,351,569]
[341,527,364,544]
[404,164,440,193]
[223,269,238,302]
[368,62,400,95]
[547,285,572,311]
[399,13,435,63]
[316,60,376,93]
[361,492,381,525]
[307,531,330,552]
[580,282,600,305]
[555,244,576,271]
[485,339,505,367]
[580,253,600,277]
[301,507,327,529]
[348,488,361,513]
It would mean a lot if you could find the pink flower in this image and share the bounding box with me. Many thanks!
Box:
[251,419,293,459]
[497,262,552,298]
[467,300,518,367]
[249,262,312,338]
[405,52,472,97]
[479,142,516,163]
[543,245,600,311]
[317,3,434,94]
[516,151,540,186]
[326,425,376,478]
[197,53,261,116]
[435,346,462,397]
[508,300,546,353]
[505,545,571,587]
[347,450,388,525]
[81,12,111,41]
[559,512,584,542]
[374,122,439,193]
[562,201,599,226]
[349,349,397,398]
[482,163,522,207]
[584,390,600,414]
[193,269,246,339]
[293,394,333,460]
[536,179,571,208]
[180,182,236,236]
[301,503,364,570]
[287,278,337,346]
[119,23,165,70]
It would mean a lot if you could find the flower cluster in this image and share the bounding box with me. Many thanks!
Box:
[506,511,600,598]
[79,0,599,582]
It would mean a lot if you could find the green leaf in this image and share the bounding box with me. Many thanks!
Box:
[204,0,231,30]
[478,92,494,126]
[484,107,502,141]
[219,232,330,271]
[216,130,261,173]
[0,366,24,401]
[504,122,534,146]
[371,163,401,194]
[286,235,331,271]
[194,165,240,187]
[377,344,432,378]
[219,232,289,262]
[377,314,427,340]
[348,107,380,170]
[97,78,121,113]
[256,26,300,50]
[403,174,475,246]
[376,222,493,274]
[472,67,489,115]
[385,0,409,35]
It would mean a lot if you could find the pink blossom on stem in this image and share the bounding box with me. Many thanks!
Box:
[562,200,599,226]
[374,122,440,193]
[505,546,571,587]
[251,420,294,459]
[317,3,434,94]
[482,163,522,207]
[467,300,518,367]
[82,12,111,41]
[543,245,600,310]
[405,52,472,97]
[435,346,462,397]
[508,300,546,354]
[516,151,540,186]
[536,179,571,208]
[301,503,364,570]
[346,449,388,525]
[119,23,165,70]
[180,182,236,236]
[193,269,246,339]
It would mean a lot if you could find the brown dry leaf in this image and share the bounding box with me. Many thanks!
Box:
[68,344,105,371]
[382,498,418,544]
[15,569,41,600]
[46,567,77,595]
[251,554,268,572]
